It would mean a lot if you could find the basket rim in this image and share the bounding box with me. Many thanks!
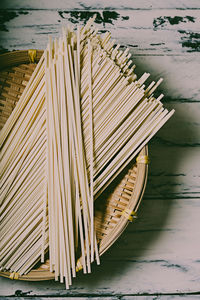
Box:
[0,49,43,70]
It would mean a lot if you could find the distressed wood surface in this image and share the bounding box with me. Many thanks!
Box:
[0,8,200,56]
[1,297,200,300]
[0,0,200,298]
[1,0,200,10]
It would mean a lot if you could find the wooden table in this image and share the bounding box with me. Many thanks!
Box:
[0,0,200,298]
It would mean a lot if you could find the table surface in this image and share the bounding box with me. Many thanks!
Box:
[0,1,200,299]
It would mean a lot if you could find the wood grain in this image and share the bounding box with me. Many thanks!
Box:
[0,9,200,56]
[1,0,200,10]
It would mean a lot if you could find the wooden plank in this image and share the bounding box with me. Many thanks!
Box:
[123,297,200,300]
[0,298,119,300]
[0,9,200,56]
[1,297,200,300]
[130,58,200,102]
[0,197,200,295]
[0,0,200,10]
[146,144,200,200]
[144,102,200,199]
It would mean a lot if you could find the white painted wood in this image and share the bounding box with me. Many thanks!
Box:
[0,0,200,297]
[0,9,200,56]
[1,196,200,295]
[0,298,120,300]
[146,145,200,199]
[145,103,200,199]
[2,297,200,300]
[131,57,200,102]
[123,297,200,300]
[1,0,200,10]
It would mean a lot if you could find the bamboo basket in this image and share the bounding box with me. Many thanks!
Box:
[0,50,148,281]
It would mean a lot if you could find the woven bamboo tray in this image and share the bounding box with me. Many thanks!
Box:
[0,50,148,281]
